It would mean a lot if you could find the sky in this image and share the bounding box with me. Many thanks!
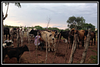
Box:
[2,2,98,29]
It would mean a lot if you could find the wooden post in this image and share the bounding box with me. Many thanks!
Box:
[21,31,23,46]
[68,23,78,63]
[68,33,78,63]
[36,32,39,63]
[65,36,70,63]
[17,28,20,47]
[45,34,48,64]
[52,33,61,63]
[27,28,31,63]
[27,27,30,43]
[80,28,91,63]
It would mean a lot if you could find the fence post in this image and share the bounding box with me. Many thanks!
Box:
[52,33,61,63]
[17,28,20,47]
[68,23,78,63]
[65,36,70,63]
[68,33,78,63]
[36,32,39,63]
[21,31,23,46]
[45,34,48,64]
[80,28,91,63]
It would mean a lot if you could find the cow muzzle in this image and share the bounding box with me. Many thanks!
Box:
[52,38,54,40]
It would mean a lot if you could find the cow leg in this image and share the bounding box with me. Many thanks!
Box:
[51,44,54,51]
[39,42,44,50]
[77,42,79,49]
[48,43,50,51]
[17,56,20,63]
[6,34,7,40]
[91,39,93,46]
[89,40,92,46]
[12,35,14,41]
[82,40,84,47]
[94,38,96,45]
[94,35,96,45]
[21,35,23,46]
[69,43,71,49]
[71,43,73,49]
[9,34,11,40]
[53,43,56,51]
[68,40,71,49]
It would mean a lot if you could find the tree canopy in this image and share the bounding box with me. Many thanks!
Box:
[67,16,95,31]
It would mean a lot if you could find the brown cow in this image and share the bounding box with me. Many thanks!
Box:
[70,28,88,48]
[89,31,96,46]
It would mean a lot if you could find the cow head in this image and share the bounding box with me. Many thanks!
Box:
[70,28,78,35]
[4,40,14,47]
[49,34,55,41]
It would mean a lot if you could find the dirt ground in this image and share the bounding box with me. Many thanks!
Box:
[2,35,98,64]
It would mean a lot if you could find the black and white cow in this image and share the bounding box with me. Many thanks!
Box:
[29,29,39,37]
[59,30,74,48]
[3,40,14,48]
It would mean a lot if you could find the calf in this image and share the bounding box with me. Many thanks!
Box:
[3,45,29,63]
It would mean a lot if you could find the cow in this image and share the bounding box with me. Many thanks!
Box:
[29,29,38,37]
[89,31,96,46]
[10,28,17,41]
[3,40,14,48]
[4,27,11,40]
[47,30,58,38]
[3,45,29,63]
[70,28,88,48]
[59,30,74,48]
[40,31,56,51]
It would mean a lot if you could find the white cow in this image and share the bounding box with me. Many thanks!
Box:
[40,31,56,51]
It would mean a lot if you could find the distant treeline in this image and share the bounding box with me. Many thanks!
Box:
[4,25,64,32]
[4,24,97,33]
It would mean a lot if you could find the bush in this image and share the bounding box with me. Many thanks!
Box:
[90,55,97,63]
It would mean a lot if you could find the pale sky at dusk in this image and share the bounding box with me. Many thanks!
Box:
[2,2,98,29]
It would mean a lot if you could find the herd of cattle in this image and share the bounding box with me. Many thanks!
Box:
[2,27,96,63]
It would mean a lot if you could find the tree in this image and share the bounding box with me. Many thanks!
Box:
[82,23,95,31]
[67,16,85,30]
[34,25,44,30]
